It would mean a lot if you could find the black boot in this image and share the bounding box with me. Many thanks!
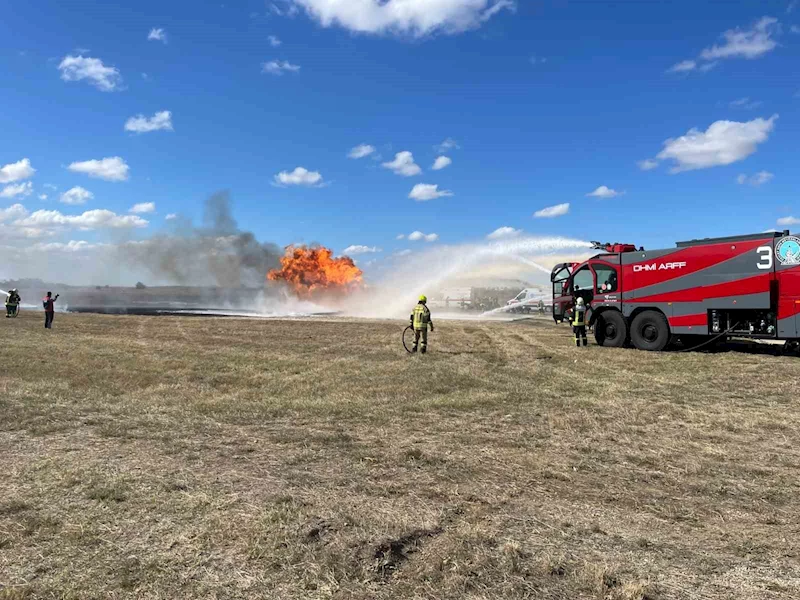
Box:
[421,346,427,354]
[412,345,418,353]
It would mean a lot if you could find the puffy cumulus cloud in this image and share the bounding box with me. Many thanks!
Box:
[38,194,48,200]
[58,55,122,92]
[777,216,800,226]
[534,203,570,218]
[342,245,381,255]
[273,167,324,187]
[15,209,148,230]
[656,115,778,173]
[382,151,422,176]
[1,181,33,199]
[165,213,177,220]
[407,231,439,242]
[348,144,376,159]
[736,171,774,186]
[288,0,515,37]
[396,234,406,240]
[0,158,35,183]
[432,156,452,170]
[68,156,130,181]
[148,28,167,43]
[261,60,301,75]
[487,226,522,239]
[124,110,173,133]
[637,159,659,171]
[586,186,620,198]
[130,202,156,214]
[409,183,453,201]
[0,204,29,222]
[60,186,94,205]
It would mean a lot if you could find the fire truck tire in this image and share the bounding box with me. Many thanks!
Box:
[594,311,627,348]
[630,311,670,352]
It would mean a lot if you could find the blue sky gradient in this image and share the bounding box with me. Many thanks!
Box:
[1,0,799,277]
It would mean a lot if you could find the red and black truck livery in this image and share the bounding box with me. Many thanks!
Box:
[550,231,800,351]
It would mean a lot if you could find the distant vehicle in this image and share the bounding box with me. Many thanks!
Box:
[506,288,550,314]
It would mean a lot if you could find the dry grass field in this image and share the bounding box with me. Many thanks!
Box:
[2,312,800,599]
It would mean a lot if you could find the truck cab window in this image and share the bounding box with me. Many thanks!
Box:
[571,266,594,295]
[594,264,618,293]
[552,266,570,297]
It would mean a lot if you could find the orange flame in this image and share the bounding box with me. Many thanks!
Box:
[268,245,363,298]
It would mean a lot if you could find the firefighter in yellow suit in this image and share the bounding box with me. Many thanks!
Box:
[410,295,434,354]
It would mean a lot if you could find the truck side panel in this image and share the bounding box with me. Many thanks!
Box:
[620,238,775,335]
[776,250,800,338]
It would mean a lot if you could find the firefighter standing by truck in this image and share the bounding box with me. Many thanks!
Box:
[5,289,20,318]
[571,297,588,347]
[410,295,434,354]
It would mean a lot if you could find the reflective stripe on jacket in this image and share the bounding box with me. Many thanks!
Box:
[413,304,430,330]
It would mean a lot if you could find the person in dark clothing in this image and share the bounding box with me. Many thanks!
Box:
[43,291,59,329]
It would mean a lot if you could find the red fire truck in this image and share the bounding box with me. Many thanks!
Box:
[550,231,800,351]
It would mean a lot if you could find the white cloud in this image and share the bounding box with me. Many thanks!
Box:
[637,158,659,171]
[436,137,460,154]
[32,240,104,253]
[348,144,376,159]
[268,35,282,46]
[396,234,405,240]
[778,216,800,226]
[383,151,422,176]
[394,249,413,257]
[1,181,33,199]
[43,183,57,190]
[533,203,570,218]
[124,110,173,133]
[343,245,381,255]
[60,186,93,205]
[408,231,439,242]
[487,226,522,239]
[38,194,48,200]
[730,97,763,109]
[148,28,167,43]
[130,202,156,214]
[261,60,301,75]
[274,167,324,186]
[586,186,620,199]
[58,55,122,92]
[409,183,453,201]
[0,204,29,223]
[68,156,130,181]
[289,0,515,37]
[667,59,697,73]
[669,17,781,74]
[271,2,301,17]
[736,171,774,186]
[165,213,177,220]
[655,115,778,173]
[15,208,148,230]
[529,56,547,65]
[432,156,452,170]
[700,17,779,61]
[0,158,35,183]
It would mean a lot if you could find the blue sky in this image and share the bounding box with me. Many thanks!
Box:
[1,0,799,280]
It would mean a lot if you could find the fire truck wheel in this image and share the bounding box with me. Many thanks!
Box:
[594,311,627,347]
[630,310,670,352]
